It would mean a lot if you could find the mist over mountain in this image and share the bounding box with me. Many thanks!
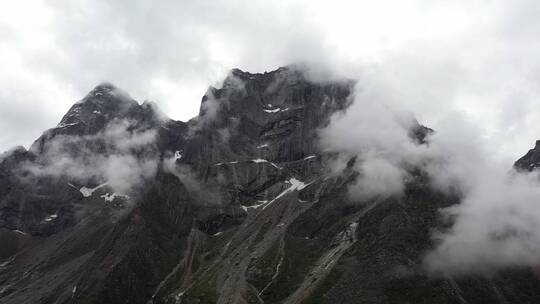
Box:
[1,65,540,304]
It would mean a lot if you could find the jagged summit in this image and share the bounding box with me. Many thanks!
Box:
[60,83,137,124]
[514,139,540,171]
[29,84,164,155]
[227,65,301,80]
[76,82,136,108]
[187,65,355,165]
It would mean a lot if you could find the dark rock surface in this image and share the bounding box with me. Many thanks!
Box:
[514,140,540,171]
[1,66,539,304]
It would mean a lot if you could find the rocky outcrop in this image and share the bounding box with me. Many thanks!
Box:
[514,140,540,171]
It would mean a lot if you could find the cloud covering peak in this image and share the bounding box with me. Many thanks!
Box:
[2,0,540,161]
[319,65,540,276]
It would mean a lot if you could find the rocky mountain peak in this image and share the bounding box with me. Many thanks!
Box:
[184,66,355,167]
[29,84,165,155]
[514,140,540,171]
[55,84,137,128]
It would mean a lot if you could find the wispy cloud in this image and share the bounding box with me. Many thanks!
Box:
[319,65,540,275]
[19,119,159,194]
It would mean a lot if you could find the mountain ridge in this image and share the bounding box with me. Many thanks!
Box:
[1,66,540,304]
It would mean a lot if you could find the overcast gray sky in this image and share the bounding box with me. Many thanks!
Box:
[2,0,540,162]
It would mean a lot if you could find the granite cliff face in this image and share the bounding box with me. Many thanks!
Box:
[1,66,540,304]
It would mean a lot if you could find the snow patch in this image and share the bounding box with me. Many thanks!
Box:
[13,230,27,235]
[303,155,316,160]
[174,150,183,160]
[257,144,269,149]
[175,291,185,301]
[287,178,309,191]
[100,193,129,203]
[263,108,281,113]
[80,182,108,197]
[251,159,282,169]
[212,231,223,236]
[241,201,267,211]
[261,178,311,210]
[214,159,281,169]
[44,213,58,222]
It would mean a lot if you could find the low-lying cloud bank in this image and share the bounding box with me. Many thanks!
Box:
[319,67,540,276]
[19,119,159,194]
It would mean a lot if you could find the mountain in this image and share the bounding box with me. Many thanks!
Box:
[1,66,540,304]
[515,140,540,171]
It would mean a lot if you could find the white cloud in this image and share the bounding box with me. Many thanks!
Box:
[19,119,159,194]
[318,44,540,275]
[425,170,540,275]
[2,0,538,159]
